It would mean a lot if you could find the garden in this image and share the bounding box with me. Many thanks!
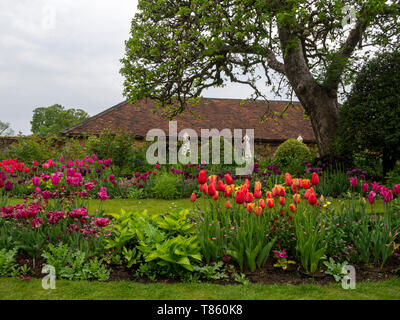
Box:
[1,131,400,297]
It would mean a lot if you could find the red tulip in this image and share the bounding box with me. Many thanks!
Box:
[245,192,254,203]
[254,189,262,199]
[293,193,301,204]
[201,183,208,194]
[198,170,207,185]
[255,206,262,216]
[224,174,234,185]
[258,199,266,209]
[279,196,285,205]
[311,172,319,186]
[289,204,297,213]
[235,191,245,204]
[308,193,318,206]
[217,180,226,192]
[266,198,274,209]
[208,183,216,197]
[226,200,231,209]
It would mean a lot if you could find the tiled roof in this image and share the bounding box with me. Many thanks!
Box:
[62,98,316,142]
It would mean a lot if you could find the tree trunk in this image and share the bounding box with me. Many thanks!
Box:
[277,27,340,156]
[296,88,339,156]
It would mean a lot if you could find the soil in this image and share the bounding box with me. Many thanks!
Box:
[14,254,400,285]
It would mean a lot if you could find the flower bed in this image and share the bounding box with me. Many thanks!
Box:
[1,157,400,284]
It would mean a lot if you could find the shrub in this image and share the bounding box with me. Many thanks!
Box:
[151,172,180,199]
[335,50,400,177]
[274,139,312,176]
[274,138,312,162]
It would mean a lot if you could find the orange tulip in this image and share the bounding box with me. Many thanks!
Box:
[254,181,262,191]
[208,175,217,184]
[293,193,301,204]
[279,196,285,205]
[226,200,231,209]
[254,189,262,199]
[272,185,281,197]
[213,191,219,201]
[255,206,262,216]
[266,191,273,199]
[201,183,208,194]
[303,179,311,189]
[224,187,232,197]
[190,192,196,202]
[289,204,297,213]
[247,202,255,213]
[284,173,292,186]
[258,199,266,209]
[304,187,315,199]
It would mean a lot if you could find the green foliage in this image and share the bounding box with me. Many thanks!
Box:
[274,139,312,164]
[196,202,276,272]
[151,173,180,200]
[385,162,400,187]
[42,243,110,281]
[86,130,135,169]
[323,258,349,282]
[317,169,350,197]
[0,248,18,277]
[6,135,59,164]
[294,208,327,274]
[106,209,201,279]
[31,104,89,137]
[335,51,400,176]
[192,262,228,281]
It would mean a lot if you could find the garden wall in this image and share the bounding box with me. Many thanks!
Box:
[0,137,17,153]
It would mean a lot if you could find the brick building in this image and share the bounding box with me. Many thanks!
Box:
[62,98,316,158]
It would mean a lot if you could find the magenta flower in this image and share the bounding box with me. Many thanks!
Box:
[367,191,376,204]
[32,176,41,187]
[349,177,357,187]
[51,174,61,186]
[362,183,369,193]
[393,184,400,195]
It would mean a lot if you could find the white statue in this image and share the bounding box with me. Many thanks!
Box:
[243,134,253,162]
[180,132,191,157]
[297,135,303,142]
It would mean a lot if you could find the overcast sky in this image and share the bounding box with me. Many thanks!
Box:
[0,0,284,134]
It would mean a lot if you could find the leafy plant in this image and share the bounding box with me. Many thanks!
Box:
[151,173,179,200]
[0,248,18,277]
[323,257,349,282]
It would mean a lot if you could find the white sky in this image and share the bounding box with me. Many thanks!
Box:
[0,0,282,134]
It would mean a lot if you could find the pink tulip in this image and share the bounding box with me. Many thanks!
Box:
[362,183,369,193]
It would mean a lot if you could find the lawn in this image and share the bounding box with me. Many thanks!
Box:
[7,197,385,215]
[1,278,400,300]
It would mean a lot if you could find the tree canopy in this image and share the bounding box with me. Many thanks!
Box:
[0,121,14,136]
[335,50,400,176]
[31,104,90,137]
[121,0,400,156]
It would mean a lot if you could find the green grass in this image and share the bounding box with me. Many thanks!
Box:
[0,277,399,300]
[7,197,385,215]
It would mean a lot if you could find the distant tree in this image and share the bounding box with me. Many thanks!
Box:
[31,104,90,137]
[0,121,14,136]
[335,51,400,176]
